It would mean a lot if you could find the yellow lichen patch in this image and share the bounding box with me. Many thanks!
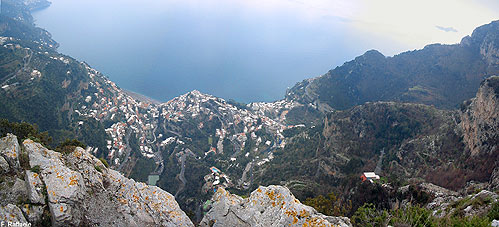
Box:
[69,177,78,186]
[145,196,149,201]
[24,204,30,215]
[73,150,82,158]
[299,209,310,218]
[303,217,328,227]
[266,190,276,201]
[285,209,297,217]
[60,206,64,212]
[257,188,262,193]
[33,173,38,178]
[293,216,298,224]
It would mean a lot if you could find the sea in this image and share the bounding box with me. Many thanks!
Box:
[32,0,397,103]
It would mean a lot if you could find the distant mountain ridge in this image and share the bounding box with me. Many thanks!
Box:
[286,20,499,110]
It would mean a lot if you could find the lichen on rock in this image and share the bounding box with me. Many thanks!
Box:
[200,185,352,227]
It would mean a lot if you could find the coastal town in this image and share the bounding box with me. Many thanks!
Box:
[70,64,308,191]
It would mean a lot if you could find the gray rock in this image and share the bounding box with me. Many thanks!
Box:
[0,177,27,206]
[24,139,64,170]
[0,134,21,170]
[24,139,86,226]
[65,147,104,189]
[492,219,499,227]
[21,139,194,227]
[0,204,27,223]
[0,156,9,173]
[25,170,45,204]
[103,169,194,227]
[490,167,499,191]
[472,190,498,202]
[200,185,352,227]
[22,205,45,223]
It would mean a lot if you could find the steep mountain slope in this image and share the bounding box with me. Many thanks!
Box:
[286,20,499,110]
[254,76,499,206]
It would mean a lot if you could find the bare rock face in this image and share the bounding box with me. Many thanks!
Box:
[0,134,21,170]
[25,170,45,205]
[491,167,499,191]
[200,185,352,227]
[0,204,27,223]
[460,76,499,156]
[0,136,194,227]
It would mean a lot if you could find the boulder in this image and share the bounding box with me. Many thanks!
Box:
[22,205,45,223]
[21,138,194,227]
[0,134,21,170]
[0,156,9,173]
[24,139,86,226]
[0,177,28,206]
[200,185,352,227]
[25,170,45,204]
[0,204,27,223]
[102,169,194,227]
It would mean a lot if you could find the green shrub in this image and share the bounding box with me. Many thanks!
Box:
[30,165,41,174]
[488,201,499,220]
[99,158,109,168]
[351,203,389,227]
[94,165,102,173]
[19,150,30,170]
[0,119,52,146]
[390,205,435,227]
[56,139,86,154]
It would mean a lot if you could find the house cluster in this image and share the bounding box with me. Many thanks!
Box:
[248,99,300,123]
[202,166,232,193]
[75,65,160,164]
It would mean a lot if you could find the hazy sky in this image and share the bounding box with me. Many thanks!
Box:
[134,0,498,55]
[191,0,499,55]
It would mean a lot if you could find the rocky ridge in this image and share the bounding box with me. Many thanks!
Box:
[200,185,351,227]
[0,134,194,226]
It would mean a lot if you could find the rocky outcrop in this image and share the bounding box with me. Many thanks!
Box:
[425,186,498,218]
[0,134,21,171]
[491,167,499,191]
[460,76,499,156]
[0,204,28,223]
[0,135,194,226]
[200,185,352,227]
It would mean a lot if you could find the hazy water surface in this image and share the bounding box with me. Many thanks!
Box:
[33,0,387,102]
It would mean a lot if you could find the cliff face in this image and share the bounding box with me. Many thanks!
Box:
[460,76,499,156]
[460,76,499,191]
[0,134,194,226]
[200,185,351,227]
